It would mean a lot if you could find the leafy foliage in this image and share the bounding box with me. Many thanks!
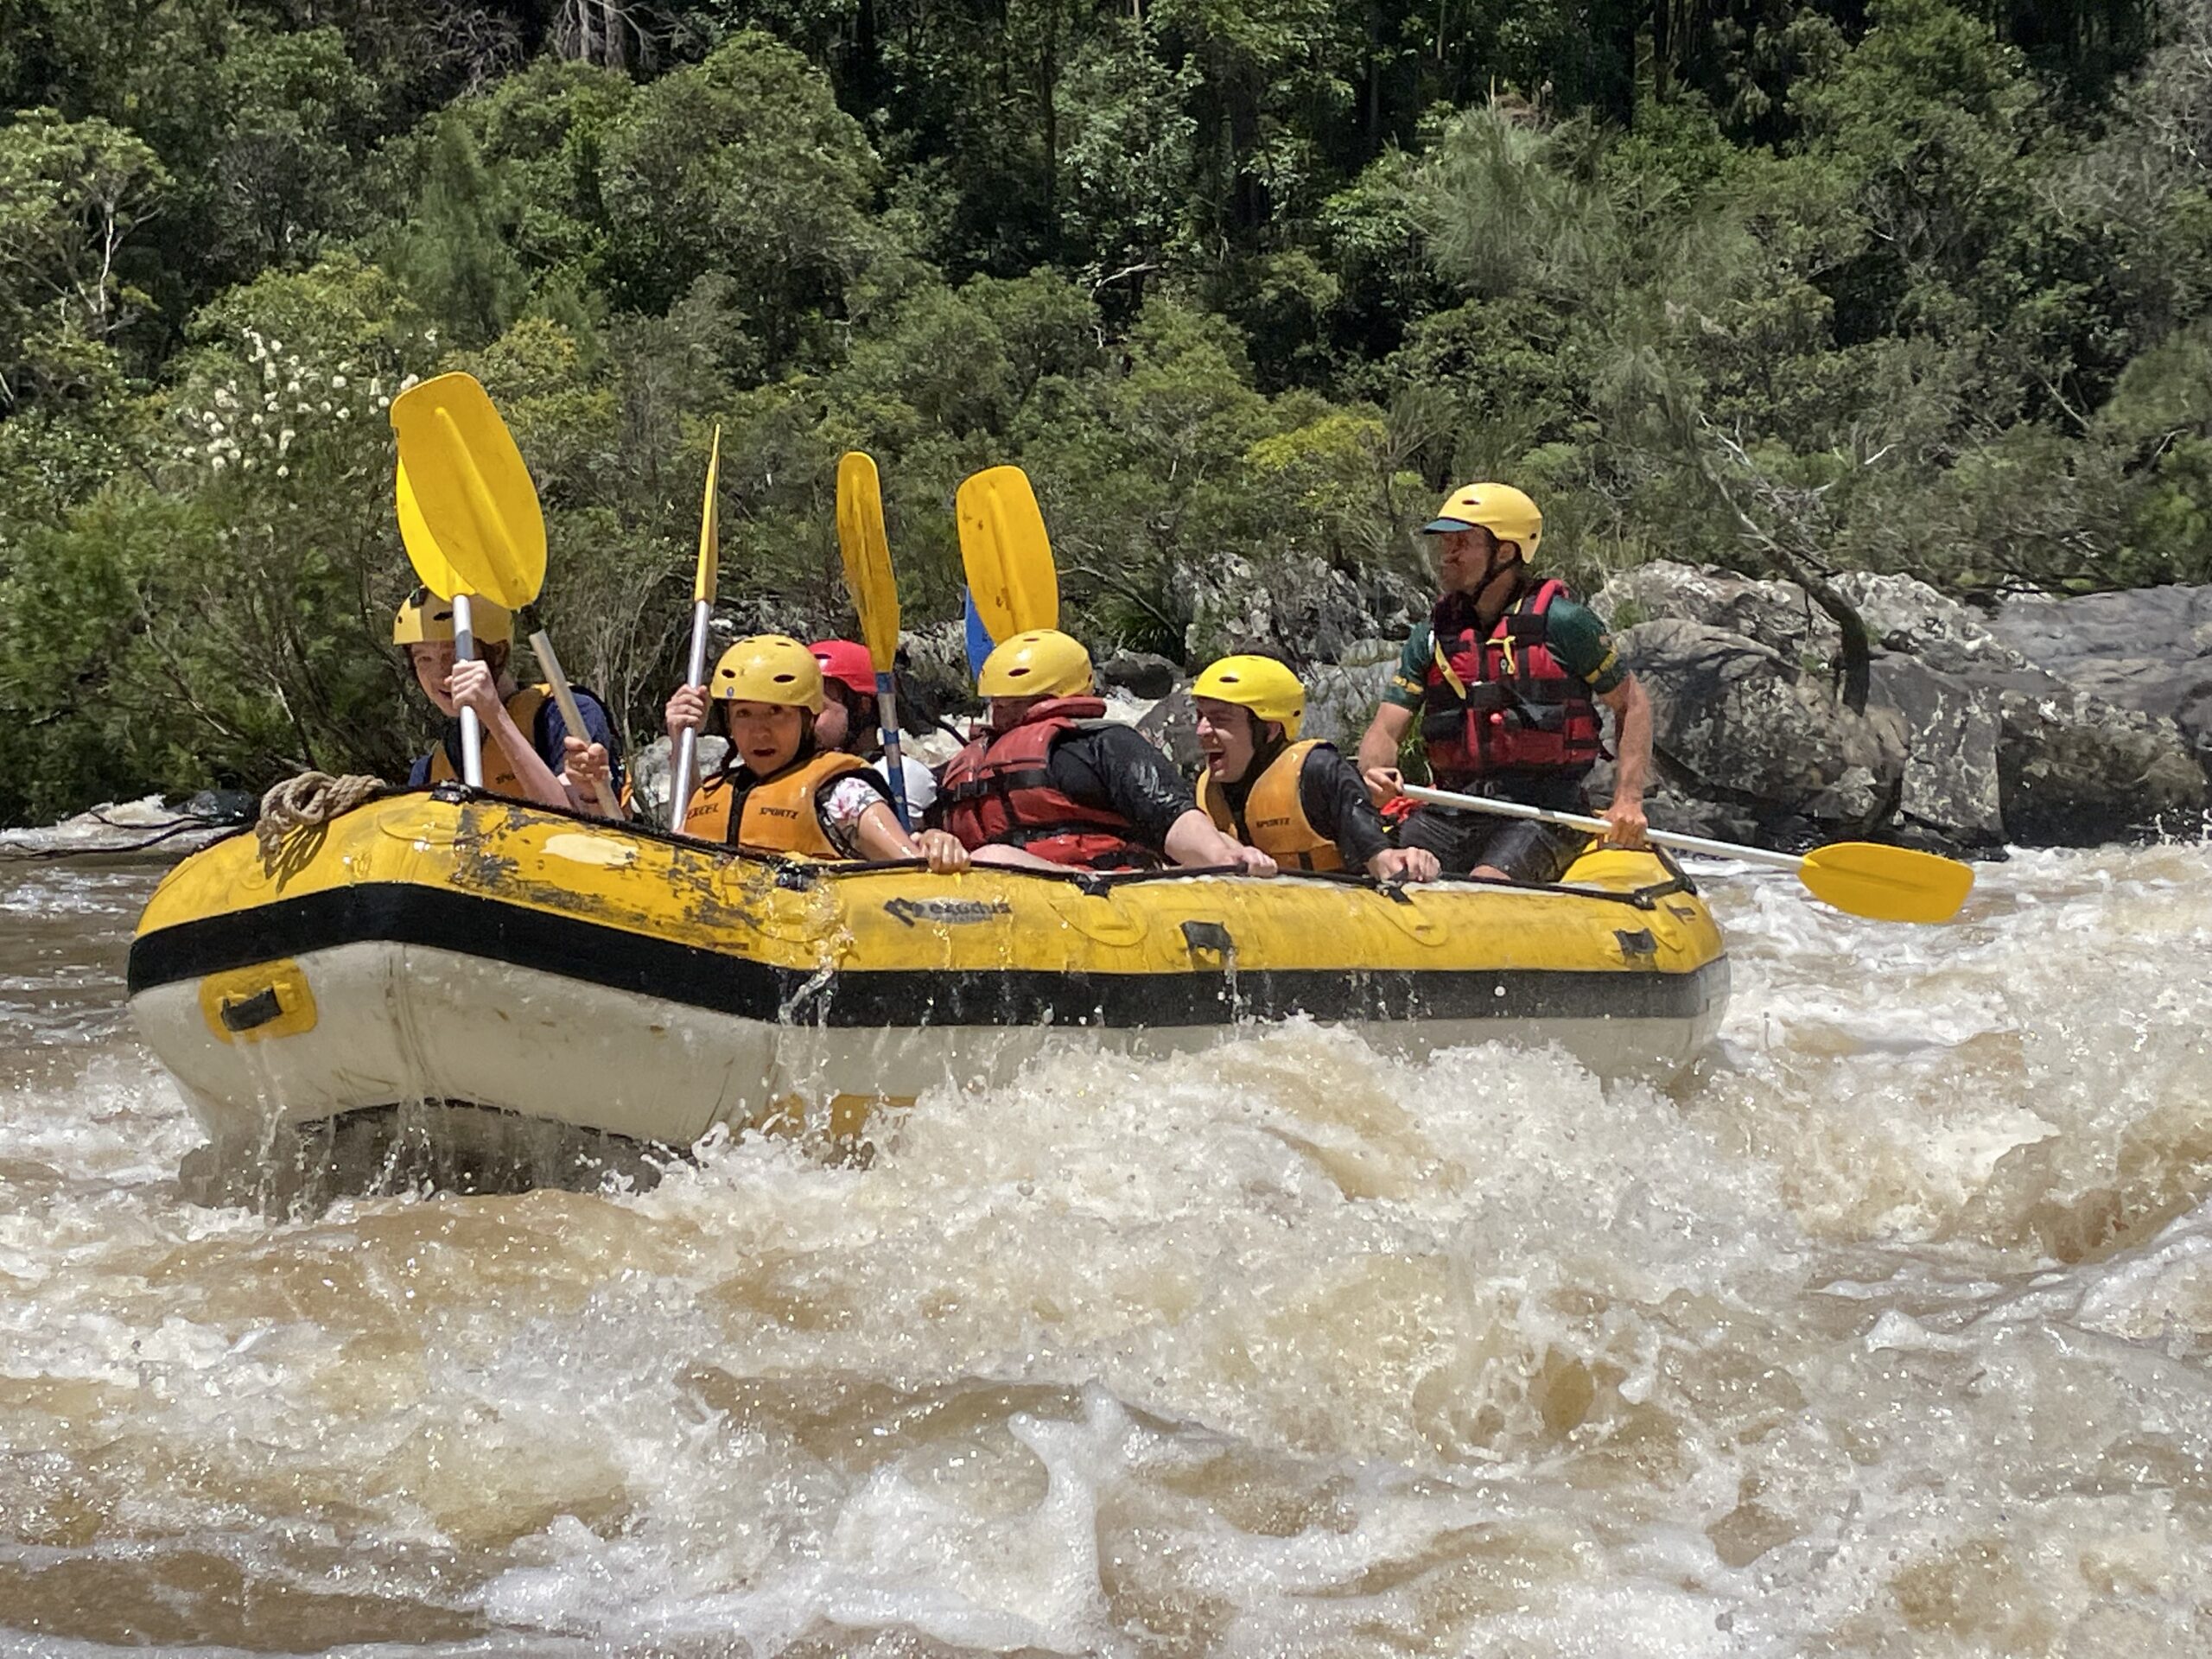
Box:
[0,0,2207,820]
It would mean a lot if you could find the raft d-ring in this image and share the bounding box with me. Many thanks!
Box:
[1181,919,1236,968]
[1045,884,1147,948]
[1373,887,1448,946]
[198,960,318,1044]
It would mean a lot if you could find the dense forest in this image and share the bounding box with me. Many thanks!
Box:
[0,0,2206,820]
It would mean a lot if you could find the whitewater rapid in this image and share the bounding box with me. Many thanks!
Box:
[1,843,2209,1655]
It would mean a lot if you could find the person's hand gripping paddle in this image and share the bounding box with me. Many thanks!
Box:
[391,372,621,817]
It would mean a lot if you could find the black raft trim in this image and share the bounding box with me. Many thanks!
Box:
[127,881,1726,1030]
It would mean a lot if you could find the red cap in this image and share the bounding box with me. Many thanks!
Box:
[809,639,875,698]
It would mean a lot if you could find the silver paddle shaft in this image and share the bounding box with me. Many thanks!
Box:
[1400,784,1806,873]
[668,598,712,830]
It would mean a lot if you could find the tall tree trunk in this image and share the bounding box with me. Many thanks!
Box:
[1366,0,1383,156]
[854,0,881,111]
[1698,429,1873,715]
[1039,18,1058,235]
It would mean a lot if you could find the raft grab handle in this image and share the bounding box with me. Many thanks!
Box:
[1180,919,1236,968]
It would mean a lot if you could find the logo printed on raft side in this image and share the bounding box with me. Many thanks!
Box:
[883,897,1015,927]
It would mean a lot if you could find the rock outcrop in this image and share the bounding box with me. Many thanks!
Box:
[1611,619,1910,844]
[1592,563,2209,848]
[625,734,728,828]
[1987,584,2212,766]
[0,793,255,863]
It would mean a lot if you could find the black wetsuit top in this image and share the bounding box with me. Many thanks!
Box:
[1045,724,1196,849]
[1211,736,1392,869]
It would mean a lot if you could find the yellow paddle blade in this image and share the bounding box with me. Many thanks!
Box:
[390,372,546,611]
[836,450,899,670]
[395,457,463,600]
[956,464,1057,642]
[1799,842,1976,924]
[695,425,721,606]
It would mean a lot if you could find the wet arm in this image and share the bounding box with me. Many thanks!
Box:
[1357,702,1414,785]
[1599,674,1651,809]
[852,801,970,872]
[1082,728,1199,846]
[485,704,575,810]
[1303,748,1392,869]
[1163,809,1267,869]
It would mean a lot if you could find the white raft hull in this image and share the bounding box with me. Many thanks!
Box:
[131,934,1729,1156]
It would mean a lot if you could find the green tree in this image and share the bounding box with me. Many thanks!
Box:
[0,109,168,410]
[385,112,528,346]
[601,33,878,351]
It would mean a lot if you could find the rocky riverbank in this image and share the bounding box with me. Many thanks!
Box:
[1583,565,2209,851]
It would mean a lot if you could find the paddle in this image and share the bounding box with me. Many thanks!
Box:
[1400,783,1975,924]
[391,372,622,818]
[956,465,1058,642]
[963,589,994,679]
[835,451,912,830]
[669,425,721,831]
[396,457,485,785]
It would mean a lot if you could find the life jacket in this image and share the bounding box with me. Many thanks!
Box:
[1420,578,1604,786]
[426,685,553,797]
[1196,739,1343,872]
[940,697,1158,869]
[683,750,874,857]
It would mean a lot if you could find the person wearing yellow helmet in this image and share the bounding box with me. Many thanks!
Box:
[663,635,968,870]
[395,587,621,817]
[1192,655,1440,883]
[941,629,1275,875]
[1355,482,1652,882]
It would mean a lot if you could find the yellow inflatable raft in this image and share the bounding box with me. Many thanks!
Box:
[127,788,1729,1159]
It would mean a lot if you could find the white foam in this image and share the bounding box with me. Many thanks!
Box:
[5,845,2212,1653]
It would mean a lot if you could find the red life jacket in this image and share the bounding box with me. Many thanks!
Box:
[941,697,1159,869]
[1420,577,1604,786]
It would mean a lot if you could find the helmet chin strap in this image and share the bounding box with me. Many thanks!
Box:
[1470,540,1522,612]
[1234,710,1286,782]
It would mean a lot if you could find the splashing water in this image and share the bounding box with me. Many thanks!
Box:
[2,845,2209,1655]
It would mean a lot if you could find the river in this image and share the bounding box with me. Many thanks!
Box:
[2,842,2209,1656]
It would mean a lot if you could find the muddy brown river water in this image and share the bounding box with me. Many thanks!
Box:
[2,844,2209,1656]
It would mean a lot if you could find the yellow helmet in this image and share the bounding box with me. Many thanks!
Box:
[393,586,512,646]
[711,634,824,712]
[1420,481,1542,559]
[1192,654,1306,741]
[978,628,1092,698]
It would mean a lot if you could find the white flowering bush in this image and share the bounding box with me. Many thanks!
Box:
[5,258,457,797]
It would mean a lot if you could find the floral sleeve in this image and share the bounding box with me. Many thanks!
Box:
[819,775,887,857]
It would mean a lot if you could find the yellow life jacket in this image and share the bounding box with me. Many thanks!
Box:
[1197,738,1344,872]
[426,685,552,798]
[682,750,873,857]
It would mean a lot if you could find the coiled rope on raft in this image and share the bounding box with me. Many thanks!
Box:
[256,772,386,865]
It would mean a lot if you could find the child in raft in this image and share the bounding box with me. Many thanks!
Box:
[396,587,620,816]
[664,634,969,871]
[808,638,940,820]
